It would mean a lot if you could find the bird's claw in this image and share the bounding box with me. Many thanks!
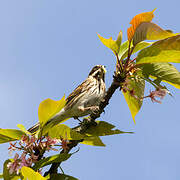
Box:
[90,106,100,114]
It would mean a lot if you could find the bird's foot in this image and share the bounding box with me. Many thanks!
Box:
[78,106,99,114]
[88,106,100,114]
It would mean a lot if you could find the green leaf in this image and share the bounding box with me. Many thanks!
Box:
[17,124,31,135]
[38,96,67,126]
[0,174,3,179]
[81,136,105,147]
[133,22,178,45]
[118,41,153,60]
[98,32,122,54]
[123,76,145,123]
[140,63,180,89]
[85,121,133,136]
[21,166,46,180]
[33,153,71,171]
[50,174,78,180]
[116,31,123,47]
[132,41,153,57]
[118,40,129,59]
[0,129,25,144]
[136,35,180,64]
[48,124,85,140]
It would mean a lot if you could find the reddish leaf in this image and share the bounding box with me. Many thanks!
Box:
[127,9,156,42]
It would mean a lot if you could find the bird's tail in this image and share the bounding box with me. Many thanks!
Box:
[28,123,40,133]
[28,108,67,133]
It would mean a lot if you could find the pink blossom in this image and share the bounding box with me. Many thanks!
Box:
[7,134,62,175]
[144,88,167,103]
[7,153,21,175]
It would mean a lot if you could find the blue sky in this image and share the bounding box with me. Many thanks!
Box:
[0,0,180,179]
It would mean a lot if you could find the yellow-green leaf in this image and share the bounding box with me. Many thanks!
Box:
[123,77,145,123]
[133,22,178,45]
[17,124,31,135]
[119,41,153,60]
[48,124,85,140]
[81,136,105,147]
[85,121,133,136]
[0,129,25,144]
[38,96,66,126]
[0,135,15,144]
[98,33,121,54]
[136,35,180,64]
[21,166,46,180]
[118,40,129,59]
[116,31,123,47]
[140,63,180,89]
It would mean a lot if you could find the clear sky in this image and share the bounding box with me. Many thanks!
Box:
[0,0,180,179]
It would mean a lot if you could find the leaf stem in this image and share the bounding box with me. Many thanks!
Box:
[125,41,135,69]
[115,52,123,73]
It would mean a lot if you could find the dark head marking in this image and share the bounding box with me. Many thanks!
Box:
[88,65,106,81]
[88,65,101,76]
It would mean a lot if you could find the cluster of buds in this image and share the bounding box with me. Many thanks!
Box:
[7,135,69,175]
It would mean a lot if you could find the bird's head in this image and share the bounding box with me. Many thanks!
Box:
[88,65,106,81]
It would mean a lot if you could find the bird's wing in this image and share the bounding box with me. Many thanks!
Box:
[65,78,91,109]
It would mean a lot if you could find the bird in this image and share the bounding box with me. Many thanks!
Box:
[28,65,106,133]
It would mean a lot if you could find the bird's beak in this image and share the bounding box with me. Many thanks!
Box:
[102,65,107,73]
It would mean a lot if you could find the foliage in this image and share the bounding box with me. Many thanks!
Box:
[0,9,180,179]
[99,9,180,122]
[136,35,180,64]
[38,96,67,127]
[85,121,133,136]
[21,166,46,180]
[122,76,145,122]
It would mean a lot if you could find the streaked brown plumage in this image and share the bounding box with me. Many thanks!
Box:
[28,65,106,133]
